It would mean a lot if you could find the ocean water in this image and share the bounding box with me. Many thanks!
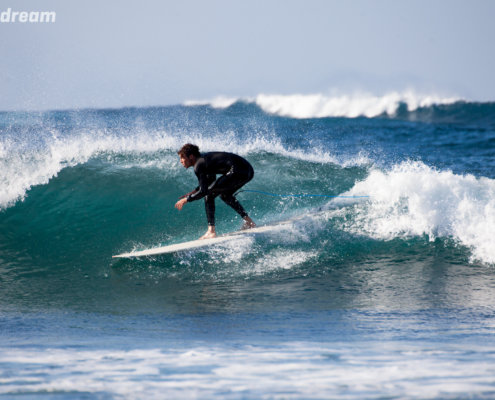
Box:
[1,93,495,399]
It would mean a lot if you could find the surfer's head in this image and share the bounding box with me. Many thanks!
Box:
[178,143,200,169]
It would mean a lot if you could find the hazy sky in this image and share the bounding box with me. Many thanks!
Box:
[1,0,494,111]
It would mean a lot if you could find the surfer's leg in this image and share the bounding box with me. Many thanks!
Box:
[219,192,256,230]
[199,195,217,239]
[227,197,256,229]
[219,192,248,217]
[205,195,216,226]
[209,165,256,229]
[219,185,256,230]
[198,174,220,239]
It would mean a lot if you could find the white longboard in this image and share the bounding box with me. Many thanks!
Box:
[112,216,305,258]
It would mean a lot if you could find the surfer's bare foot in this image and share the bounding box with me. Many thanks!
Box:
[199,226,217,240]
[241,216,256,230]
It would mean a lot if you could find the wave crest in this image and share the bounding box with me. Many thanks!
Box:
[344,161,495,264]
[185,92,462,119]
[255,92,461,119]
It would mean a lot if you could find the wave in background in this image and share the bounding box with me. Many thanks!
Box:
[185,91,462,118]
[256,92,463,119]
[185,92,495,129]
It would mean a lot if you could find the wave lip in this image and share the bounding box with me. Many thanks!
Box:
[0,130,184,210]
[344,161,495,264]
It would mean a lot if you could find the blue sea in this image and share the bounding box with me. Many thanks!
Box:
[1,93,495,399]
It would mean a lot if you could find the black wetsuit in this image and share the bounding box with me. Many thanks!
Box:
[186,152,254,226]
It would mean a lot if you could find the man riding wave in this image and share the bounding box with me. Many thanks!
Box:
[175,143,256,239]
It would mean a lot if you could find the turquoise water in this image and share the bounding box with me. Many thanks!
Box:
[1,98,495,398]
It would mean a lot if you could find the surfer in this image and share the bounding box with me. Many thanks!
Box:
[175,143,256,240]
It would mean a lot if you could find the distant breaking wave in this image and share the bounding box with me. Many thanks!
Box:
[254,92,461,119]
[185,92,463,119]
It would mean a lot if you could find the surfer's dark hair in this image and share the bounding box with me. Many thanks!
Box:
[178,143,200,158]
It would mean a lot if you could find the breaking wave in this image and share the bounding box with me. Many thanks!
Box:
[343,161,495,264]
[185,91,463,119]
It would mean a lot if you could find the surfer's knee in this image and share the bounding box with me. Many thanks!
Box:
[219,192,231,202]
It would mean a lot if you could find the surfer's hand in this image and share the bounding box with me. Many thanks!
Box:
[175,198,187,211]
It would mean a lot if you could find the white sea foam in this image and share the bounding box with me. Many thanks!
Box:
[251,249,317,274]
[205,235,255,265]
[1,343,494,399]
[174,223,318,279]
[342,161,495,264]
[185,91,461,119]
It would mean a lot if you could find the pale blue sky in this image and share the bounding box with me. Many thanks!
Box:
[0,0,494,111]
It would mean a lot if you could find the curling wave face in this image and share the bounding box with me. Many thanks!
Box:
[0,108,372,210]
[0,96,494,302]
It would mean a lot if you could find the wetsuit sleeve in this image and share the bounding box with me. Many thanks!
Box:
[186,160,210,202]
